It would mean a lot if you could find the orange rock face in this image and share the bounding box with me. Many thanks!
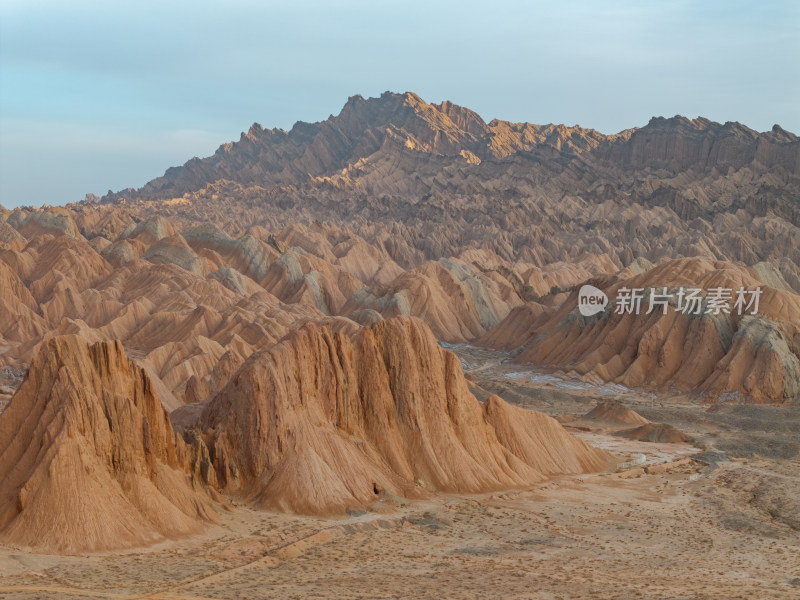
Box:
[0,319,611,550]
[197,317,612,515]
[0,335,216,554]
[490,258,800,403]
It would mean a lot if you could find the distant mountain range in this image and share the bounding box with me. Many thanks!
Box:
[90,92,799,278]
[2,92,797,411]
[101,91,799,224]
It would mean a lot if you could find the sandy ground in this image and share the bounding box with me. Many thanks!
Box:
[1,346,798,599]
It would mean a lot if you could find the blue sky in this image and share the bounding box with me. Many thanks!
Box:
[1,0,798,208]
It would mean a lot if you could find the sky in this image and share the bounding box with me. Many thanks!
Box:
[1,0,798,208]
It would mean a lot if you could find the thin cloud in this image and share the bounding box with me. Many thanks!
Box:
[0,0,798,207]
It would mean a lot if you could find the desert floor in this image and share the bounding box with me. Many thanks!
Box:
[1,346,798,599]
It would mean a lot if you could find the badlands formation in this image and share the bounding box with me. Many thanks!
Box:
[0,318,610,553]
[1,92,799,597]
[2,92,798,405]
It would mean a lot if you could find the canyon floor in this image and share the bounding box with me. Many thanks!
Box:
[1,347,797,600]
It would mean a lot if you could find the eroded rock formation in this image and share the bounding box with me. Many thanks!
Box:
[0,336,216,553]
[197,317,612,514]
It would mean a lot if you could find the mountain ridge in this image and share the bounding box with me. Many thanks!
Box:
[100,91,799,206]
[1,92,798,408]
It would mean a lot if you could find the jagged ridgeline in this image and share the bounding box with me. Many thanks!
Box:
[97,91,800,271]
[1,92,799,406]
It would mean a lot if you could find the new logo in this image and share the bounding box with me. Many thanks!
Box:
[578,285,608,317]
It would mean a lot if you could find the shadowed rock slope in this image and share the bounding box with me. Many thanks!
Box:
[614,423,691,444]
[583,400,650,427]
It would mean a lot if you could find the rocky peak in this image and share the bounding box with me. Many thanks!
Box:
[0,335,215,553]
